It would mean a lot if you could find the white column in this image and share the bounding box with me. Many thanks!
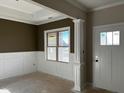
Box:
[73,19,85,92]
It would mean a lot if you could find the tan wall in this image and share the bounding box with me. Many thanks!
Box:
[86,13,93,83]
[92,4,124,26]
[33,0,86,19]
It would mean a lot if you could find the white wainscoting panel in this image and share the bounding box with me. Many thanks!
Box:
[0,52,37,80]
[73,63,81,91]
[37,51,75,81]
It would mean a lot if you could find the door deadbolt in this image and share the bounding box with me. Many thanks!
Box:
[95,56,99,62]
[95,59,99,62]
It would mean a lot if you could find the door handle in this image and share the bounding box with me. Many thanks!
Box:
[95,56,99,62]
[95,59,99,62]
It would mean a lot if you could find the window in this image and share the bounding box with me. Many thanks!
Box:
[100,32,107,45]
[100,31,120,46]
[113,31,120,45]
[107,32,112,45]
[46,27,70,63]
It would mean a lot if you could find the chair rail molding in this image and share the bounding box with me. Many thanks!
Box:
[73,19,85,92]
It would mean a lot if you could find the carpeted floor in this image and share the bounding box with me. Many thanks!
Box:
[84,87,112,93]
[0,72,111,93]
[0,72,75,93]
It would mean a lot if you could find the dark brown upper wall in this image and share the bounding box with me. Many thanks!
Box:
[37,18,74,53]
[0,19,37,52]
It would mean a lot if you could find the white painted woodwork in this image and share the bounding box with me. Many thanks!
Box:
[73,19,85,63]
[66,0,124,11]
[0,52,37,80]
[73,19,85,92]
[73,63,81,91]
[37,52,74,81]
[0,51,75,81]
[93,28,112,91]
[0,0,67,25]
[93,22,124,93]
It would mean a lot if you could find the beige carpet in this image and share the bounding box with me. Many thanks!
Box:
[85,87,112,93]
[0,72,75,93]
[0,72,111,93]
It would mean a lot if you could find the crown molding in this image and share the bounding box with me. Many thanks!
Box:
[66,0,88,11]
[35,16,68,25]
[0,14,36,25]
[0,13,68,25]
[66,0,124,12]
[92,1,124,11]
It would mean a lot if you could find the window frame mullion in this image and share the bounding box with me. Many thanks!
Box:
[46,27,70,63]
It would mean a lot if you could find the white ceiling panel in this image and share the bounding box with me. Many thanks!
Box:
[0,0,43,14]
[0,0,68,25]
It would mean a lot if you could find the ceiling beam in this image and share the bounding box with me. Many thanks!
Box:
[32,0,86,20]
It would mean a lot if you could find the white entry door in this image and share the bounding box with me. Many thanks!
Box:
[111,25,124,93]
[93,23,124,93]
[93,30,112,91]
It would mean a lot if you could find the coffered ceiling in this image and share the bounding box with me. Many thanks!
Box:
[0,0,67,25]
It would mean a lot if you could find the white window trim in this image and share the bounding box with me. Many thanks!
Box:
[44,27,70,63]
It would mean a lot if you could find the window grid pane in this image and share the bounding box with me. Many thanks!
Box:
[100,32,107,45]
[47,30,70,62]
[59,31,69,46]
[100,31,120,46]
[113,31,120,45]
[47,47,56,61]
[48,32,57,46]
[107,32,113,45]
[58,47,69,62]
